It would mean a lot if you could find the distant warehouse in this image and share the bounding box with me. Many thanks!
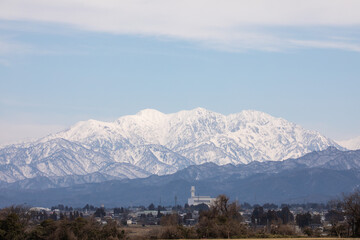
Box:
[187,186,215,207]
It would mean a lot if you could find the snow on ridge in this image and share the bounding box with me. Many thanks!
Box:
[337,136,360,150]
[135,108,167,120]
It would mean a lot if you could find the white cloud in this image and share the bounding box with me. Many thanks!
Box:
[0,0,360,52]
[0,37,32,55]
[289,39,360,52]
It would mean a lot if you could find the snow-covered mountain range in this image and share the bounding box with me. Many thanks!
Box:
[0,108,343,184]
[337,136,360,150]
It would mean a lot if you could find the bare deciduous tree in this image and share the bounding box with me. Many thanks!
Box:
[342,189,360,237]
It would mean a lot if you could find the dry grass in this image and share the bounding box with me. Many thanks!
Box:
[122,224,161,239]
[122,226,356,240]
[178,239,354,240]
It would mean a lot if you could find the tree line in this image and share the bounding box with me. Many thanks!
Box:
[0,206,125,240]
[148,189,360,239]
[1,189,360,239]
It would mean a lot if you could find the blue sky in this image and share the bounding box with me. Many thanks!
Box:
[1,0,360,144]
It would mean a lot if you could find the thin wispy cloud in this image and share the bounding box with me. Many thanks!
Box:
[0,37,32,55]
[289,39,360,52]
[0,34,89,61]
[0,58,10,66]
[0,0,360,52]
[0,37,31,64]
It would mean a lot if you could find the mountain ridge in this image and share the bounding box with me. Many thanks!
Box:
[1,147,359,207]
[2,147,358,191]
[337,136,360,150]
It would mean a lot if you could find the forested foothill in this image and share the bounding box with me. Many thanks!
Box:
[0,189,359,239]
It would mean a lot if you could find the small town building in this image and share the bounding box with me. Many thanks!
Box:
[187,186,215,206]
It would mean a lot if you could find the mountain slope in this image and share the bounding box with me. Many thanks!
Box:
[2,147,358,190]
[1,148,359,207]
[0,108,343,184]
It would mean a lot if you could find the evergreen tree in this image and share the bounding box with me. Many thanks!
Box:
[0,213,26,240]
[148,203,155,210]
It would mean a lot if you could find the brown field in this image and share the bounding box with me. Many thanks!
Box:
[177,239,357,240]
[197,239,356,240]
[122,224,162,239]
[186,237,360,240]
[122,225,357,240]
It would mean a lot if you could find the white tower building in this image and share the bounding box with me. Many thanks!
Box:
[187,186,215,207]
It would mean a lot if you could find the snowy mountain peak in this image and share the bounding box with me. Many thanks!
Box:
[47,119,115,143]
[135,108,166,120]
[189,107,214,115]
[232,110,281,125]
[169,108,222,121]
